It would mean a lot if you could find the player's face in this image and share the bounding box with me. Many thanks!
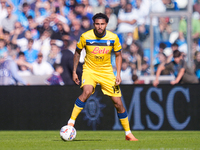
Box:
[93,18,107,36]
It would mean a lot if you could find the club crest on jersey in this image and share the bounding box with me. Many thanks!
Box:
[107,40,110,46]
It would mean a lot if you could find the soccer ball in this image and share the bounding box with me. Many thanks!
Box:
[60,125,76,141]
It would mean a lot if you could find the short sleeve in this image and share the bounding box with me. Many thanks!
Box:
[113,36,122,52]
[181,60,187,69]
[76,35,86,50]
[165,62,173,71]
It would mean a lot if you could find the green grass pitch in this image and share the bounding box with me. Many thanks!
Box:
[0,131,200,150]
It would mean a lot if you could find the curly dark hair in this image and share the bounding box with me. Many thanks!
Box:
[92,13,109,23]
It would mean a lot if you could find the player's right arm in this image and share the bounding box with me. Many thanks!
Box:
[115,51,122,86]
[73,48,82,85]
[73,35,86,85]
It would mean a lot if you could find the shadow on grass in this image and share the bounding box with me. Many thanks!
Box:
[53,139,106,142]
[74,139,106,141]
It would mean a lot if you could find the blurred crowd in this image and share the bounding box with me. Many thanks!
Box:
[0,0,199,85]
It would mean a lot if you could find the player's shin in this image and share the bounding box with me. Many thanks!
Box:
[68,98,86,126]
[118,111,131,134]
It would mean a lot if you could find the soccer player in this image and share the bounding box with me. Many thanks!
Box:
[67,13,138,141]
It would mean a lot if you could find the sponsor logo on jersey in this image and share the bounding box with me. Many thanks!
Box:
[94,56,104,61]
[91,47,109,54]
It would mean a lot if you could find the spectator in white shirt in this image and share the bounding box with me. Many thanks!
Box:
[13,30,38,52]
[136,0,150,41]
[11,22,27,51]
[47,44,62,66]
[0,5,17,34]
[33,30,51,62]
[117,3,138,34]
[120,58,133,84]
[105,5,117,32]
[27,52,54,75]
[145,0,167,46]
[17,52,54,76]
[93,0,105,15]
[0,0,8,28]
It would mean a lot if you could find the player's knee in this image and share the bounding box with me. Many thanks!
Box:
[83,89,92,98]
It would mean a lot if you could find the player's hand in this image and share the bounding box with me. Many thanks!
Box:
[73,72,80,85]
[153,79,159,87]
[115,76,121,86]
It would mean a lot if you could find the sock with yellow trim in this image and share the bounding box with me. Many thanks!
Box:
[118,111,131,135]
[68,98,86,126]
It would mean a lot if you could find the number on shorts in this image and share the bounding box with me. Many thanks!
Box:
[112,85,120,94]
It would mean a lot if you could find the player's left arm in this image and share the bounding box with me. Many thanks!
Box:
[115,51,122,86]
